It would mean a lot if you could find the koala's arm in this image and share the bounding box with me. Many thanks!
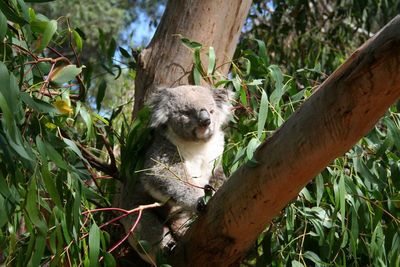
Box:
[140,135,204,211]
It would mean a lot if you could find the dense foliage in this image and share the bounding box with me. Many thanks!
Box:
[0,0,399,266]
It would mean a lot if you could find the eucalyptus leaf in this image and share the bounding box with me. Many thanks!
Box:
[89,223,100,267]
[36,19,57,51]
[257,90,268,140]
[0,11,7,41]
[50,65,84,84]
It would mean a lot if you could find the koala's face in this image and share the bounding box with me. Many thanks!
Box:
[149,86,231,142]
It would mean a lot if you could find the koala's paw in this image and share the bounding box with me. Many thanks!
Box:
[165,240,176,254]
[196,197,207,212]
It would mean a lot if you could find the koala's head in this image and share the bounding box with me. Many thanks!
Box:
[148,85,231,142]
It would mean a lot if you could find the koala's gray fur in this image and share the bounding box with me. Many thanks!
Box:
[118,85,231,264]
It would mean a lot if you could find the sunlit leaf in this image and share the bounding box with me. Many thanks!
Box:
[36,19,57,51]
[207,46,215,75]
[291,260,304,267]
[73,29,83,52]
[246,137,260,161]
[193,67,201,85]
[257,90,268,140]
[50,64,84,84]
[53,100,73,115]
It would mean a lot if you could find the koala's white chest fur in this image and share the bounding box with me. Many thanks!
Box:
[166,127,225,187]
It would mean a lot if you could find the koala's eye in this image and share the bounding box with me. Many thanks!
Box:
[209,109,214,114]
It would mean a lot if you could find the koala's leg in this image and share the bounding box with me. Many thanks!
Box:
[117,180,175,265]
[167,208,194,240]
[164,202,195,241]
[124,209,175,265]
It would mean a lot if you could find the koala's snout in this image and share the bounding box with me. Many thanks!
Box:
[198,109,211,127]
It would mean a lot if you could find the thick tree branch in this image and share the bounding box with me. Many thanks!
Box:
[132,0,252,116]
[170,15,400,266]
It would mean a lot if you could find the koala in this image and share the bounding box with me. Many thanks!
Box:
[118,85,231,265]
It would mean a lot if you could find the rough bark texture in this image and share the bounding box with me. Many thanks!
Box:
[169,16,400,266]
[132,0,252,116]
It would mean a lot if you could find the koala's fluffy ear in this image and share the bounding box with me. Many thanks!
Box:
[212,88,233,124]
[148,89,170,128]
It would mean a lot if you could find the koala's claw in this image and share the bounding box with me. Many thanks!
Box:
[204,184,215,194]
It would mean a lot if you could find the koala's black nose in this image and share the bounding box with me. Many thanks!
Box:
[199,109,211,126]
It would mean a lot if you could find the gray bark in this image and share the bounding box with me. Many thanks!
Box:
[169,15,400,267]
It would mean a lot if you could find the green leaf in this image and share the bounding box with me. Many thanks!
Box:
[257,90,268,140]
[315,174,324,206]
[73,29,83,52]
[193,67,201,86]
[385,118,400,150]
[207,46,215,75]
[102,253,116,267]
[93,112,109,126]
[89,223,100,267]
[41,165,62,210]
[247,79,263,86]
[107,38,116,59]
[80,106,94,140]
[181,37,202,49]
[0,90,13,130]
[26,178,41,226]
[254,38,268,65]
[35,136,47,160]
[62,138,88,164]
[119,47,130,58]
[371,222,384,258]
[0,62,20,114]
[268,65,284,106]
[96,79,107,111]
[291,260,304,267]
[303,251,323,264]
[44,142,68,170]
[50,64,84,84]
[28,234,46,267]
[21,92,57,114]
[246,137,260,161]
[339,175,346,230]
[37,19,57,51]
[0,11,7,41]
[0,1,27,25]
[353,158,386,189]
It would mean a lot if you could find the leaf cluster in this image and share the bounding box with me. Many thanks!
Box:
[0,1,142,266]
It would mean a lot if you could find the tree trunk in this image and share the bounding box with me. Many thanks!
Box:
[132,0,252,116]
[169,15,400,266]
